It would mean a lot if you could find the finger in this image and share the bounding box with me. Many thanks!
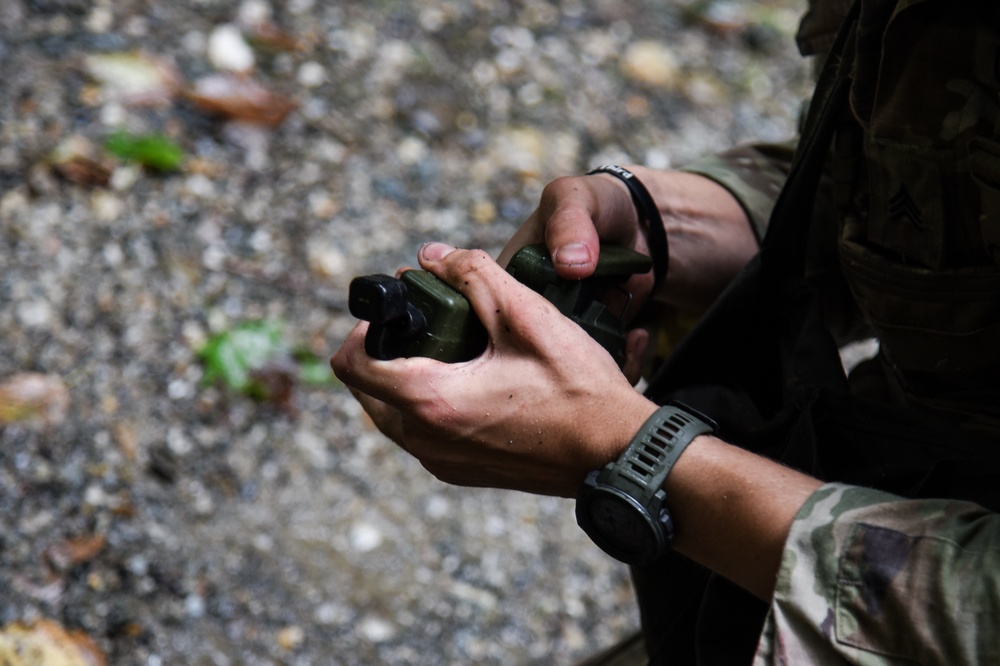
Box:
[418,243,525,319]
[542,174,647,278]
[418,243,564,350]
[330,321,370,387]
[331,321,438,405]
[621,327,650,386]
[536,176,603,279]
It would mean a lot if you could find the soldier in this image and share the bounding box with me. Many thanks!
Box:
[333,0,1000,663]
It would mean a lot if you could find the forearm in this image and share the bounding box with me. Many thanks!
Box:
[661,434,822,600]
[604,166,760,311]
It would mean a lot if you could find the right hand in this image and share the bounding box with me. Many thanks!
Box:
[498,167,759,314]
[332,242,659,498]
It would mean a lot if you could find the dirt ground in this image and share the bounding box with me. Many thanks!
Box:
[0,0,809,663]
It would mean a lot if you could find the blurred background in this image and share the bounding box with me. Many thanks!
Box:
[0,0,809,663]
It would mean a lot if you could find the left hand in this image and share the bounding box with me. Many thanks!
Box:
[331,242,658,497]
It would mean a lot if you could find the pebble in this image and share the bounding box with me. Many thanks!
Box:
[16,301,53,329]
[0,1,811,664]
[208,24,255,73]
[237,0,272,28]
[621,40,682,88]
[348,521,383,553]
[296,61,326,88]
[313,602,350,626]
[276,625,305,650]
[91,193,124,224]
[185,594,207,619]
[357,616,396,643]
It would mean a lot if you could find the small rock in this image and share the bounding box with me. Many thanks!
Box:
[208,24,255,73]
[297,61,326,88]
[306,242,345,278]
[357,616,395,643]
[0,373,70,426]
[277,625,305,650]
[91,192,124,223]
[238,0,272,28]
[0,619,106,666]
[348,521,382,553]
[184,594,206,619]
[621,40,681,88]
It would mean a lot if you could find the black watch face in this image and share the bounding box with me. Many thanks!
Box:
[588,493,657,562]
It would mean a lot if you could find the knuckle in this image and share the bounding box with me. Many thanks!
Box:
[450,248,491,268]
[442,248,494,282]
[543,175,579,197]
[540,177,583,215]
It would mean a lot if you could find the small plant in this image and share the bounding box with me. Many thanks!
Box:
[198,320,336,409]
[105,130,185,172]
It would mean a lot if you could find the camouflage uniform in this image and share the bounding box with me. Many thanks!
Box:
[687,0,1000,432]
[636,0,1000,663]
[755,483,1000,664]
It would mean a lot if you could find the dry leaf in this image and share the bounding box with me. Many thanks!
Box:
[11,574,65,604]
[0,618,105,666]
[44,534,106,572]
[82,52,182,107]
[249,362,297,412]
[245,22,305,53]
[185,74,297,127]
[0,373,70,426]
[47,136,112,188]
[236,0,305,53]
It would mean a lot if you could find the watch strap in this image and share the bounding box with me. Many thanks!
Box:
[597,402,715,508]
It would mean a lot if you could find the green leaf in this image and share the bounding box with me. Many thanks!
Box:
[199,320,286,394]
[105,130,184,171]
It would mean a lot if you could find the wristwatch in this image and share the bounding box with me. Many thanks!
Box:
[576,402,715,565]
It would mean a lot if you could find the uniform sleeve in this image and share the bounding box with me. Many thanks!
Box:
[680,140,797,242]
[753,483,1000,665]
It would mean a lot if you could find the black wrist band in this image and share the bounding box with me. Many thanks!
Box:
[587,165,669,292]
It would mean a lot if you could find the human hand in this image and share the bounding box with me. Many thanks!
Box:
[331,242,658,498]
[498,167,758,313]
[498,170,652,293]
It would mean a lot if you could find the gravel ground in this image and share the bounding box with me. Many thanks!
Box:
[0,1,809,664]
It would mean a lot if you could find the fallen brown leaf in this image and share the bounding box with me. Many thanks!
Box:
[245,22,305,53]
[46,136,112,188]
[0,373,71,426]
[0,618,105,666]
[81,51,182,107]
[44,534,106,572]
[185,74,297,127]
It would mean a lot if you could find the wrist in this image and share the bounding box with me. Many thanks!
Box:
[649,172,756,309]
[663,434,822,599]
[587,165,669,293]
[575,402,717,564]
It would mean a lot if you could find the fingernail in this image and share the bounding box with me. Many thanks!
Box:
[420,242,456,262]
[554,242,592,267]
